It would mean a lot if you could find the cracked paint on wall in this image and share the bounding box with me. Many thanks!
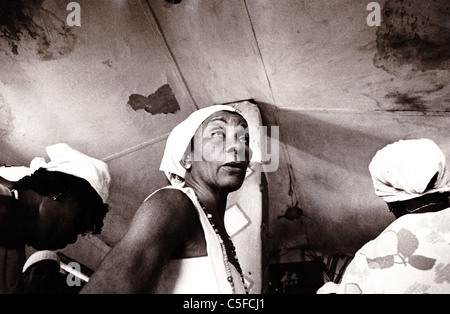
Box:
[0,0,77,60]
[374,0,450,76]
[127,84,180,115]
[370,0,450,111]
[0,93,13,139]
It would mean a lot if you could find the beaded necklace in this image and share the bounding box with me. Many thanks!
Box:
[199,201,249,294]
[406,202,449,213]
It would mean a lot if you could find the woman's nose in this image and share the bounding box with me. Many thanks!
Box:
[226,140,250,161]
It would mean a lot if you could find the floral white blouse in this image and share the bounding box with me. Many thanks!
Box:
[318,207,450,294]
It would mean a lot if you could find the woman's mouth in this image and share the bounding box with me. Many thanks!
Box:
[221,162,247,171]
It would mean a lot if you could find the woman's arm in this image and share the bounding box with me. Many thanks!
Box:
[80,188,198,294]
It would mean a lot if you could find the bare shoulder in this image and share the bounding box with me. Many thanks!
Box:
[141,187,197,217]
[145,187,194,206]
[128,187,199,240]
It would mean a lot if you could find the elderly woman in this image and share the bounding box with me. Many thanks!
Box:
[81,105,251,294]
[318,138,450,294]
[0,143,110,293]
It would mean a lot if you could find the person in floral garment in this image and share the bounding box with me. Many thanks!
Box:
[318,138,450,294]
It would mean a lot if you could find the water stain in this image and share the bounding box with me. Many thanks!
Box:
[102,59,113,68]
[385,91,425,111]
[127,84,180,115]
[0,93,13,139]
[0,0,77,60]
[374,0,450,76]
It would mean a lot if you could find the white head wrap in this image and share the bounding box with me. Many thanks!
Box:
[22,250,60,273]
[0,143,111,203]
[368,138,450,202]
[159,105,239,186]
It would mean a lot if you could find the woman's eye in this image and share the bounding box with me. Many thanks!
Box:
[211,130,225,137]
[238,133,249,142]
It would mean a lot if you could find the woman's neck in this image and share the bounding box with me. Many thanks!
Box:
[407,192,449,212]
[186,181,228,221]
[389,192,450,218]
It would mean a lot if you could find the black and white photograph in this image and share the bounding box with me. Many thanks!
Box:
[0,0,449,303]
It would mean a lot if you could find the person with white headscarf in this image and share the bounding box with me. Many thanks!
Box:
[0,143,111,294]
[317,138,450,294]
[81,105,251,294]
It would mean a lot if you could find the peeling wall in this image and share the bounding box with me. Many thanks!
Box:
[372,0,450,112]
[127,84,180,114]
[375,0,450,75]
[0,0,77,59]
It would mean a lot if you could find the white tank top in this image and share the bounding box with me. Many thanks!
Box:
[146,186,247,294]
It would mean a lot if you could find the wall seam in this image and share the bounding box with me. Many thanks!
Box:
[243,0,302,205]
[142,0,199,111]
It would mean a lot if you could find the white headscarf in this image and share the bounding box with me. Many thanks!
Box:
[368,138,450,202]
[159,105,239,186]
[0,143,111,203]
[22,250,60,273]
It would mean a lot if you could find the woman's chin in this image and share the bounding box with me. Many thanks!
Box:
[219,177,246,192]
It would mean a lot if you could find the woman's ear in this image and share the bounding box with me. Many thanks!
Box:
[181,159,191,170]
[181,151,192,170]
[181,141,193,170]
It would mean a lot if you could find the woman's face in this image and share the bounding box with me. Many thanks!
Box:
[29,195,83,250]
[188,111,251,192]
